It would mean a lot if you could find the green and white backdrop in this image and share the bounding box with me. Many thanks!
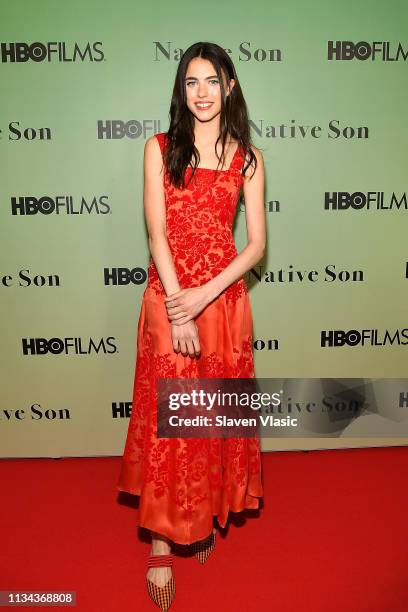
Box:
[1,0,407,457]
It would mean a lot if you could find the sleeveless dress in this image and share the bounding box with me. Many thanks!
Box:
[117,131,263,545]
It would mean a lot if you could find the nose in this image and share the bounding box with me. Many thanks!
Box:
[197,81,208,97]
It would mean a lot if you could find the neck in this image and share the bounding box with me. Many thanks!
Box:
[193,114,222,144]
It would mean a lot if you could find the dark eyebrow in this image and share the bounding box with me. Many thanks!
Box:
[185,75,219,81]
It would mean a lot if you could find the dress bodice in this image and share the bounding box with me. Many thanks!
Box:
[146,131,248,303]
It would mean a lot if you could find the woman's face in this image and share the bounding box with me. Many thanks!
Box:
[185,57,235,123]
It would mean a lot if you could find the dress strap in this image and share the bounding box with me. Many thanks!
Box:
[154,131,167,154]
[229,142,245,173]
[155,133,244,172]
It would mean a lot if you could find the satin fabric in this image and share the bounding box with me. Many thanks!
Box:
[117,132,263,545]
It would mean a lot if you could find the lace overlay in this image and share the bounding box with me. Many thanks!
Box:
[117,132,263,545]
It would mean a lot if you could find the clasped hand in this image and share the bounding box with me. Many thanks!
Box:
[164,286,211,325]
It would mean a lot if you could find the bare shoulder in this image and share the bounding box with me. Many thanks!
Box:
[244,143,264,164]
[143,134,164,173]
[144,133,161,153]
[242,143,264,182]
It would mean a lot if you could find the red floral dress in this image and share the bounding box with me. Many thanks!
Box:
[117,132,263,545]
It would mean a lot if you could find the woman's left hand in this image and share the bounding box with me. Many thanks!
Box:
[164,286,211,325]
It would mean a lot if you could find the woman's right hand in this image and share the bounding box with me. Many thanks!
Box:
[170,320,201,357]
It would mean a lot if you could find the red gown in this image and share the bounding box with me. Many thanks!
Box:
[117,131,263,545]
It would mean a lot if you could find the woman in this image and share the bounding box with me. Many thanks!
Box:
[117,41,266,610]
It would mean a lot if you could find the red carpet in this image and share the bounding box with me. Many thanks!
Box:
[1,447,407,611]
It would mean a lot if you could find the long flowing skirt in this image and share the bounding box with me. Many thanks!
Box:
[117,281,263,545]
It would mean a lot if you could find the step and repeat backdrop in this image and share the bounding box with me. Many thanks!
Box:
[1,0,407,457]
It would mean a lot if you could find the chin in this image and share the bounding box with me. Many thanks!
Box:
[189,109,221,123]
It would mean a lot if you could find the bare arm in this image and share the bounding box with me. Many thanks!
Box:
[144,135,201,357]
[143,135,181,297]
[203,145,266,301]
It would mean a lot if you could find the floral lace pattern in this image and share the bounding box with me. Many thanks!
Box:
[117,132,263,545]
[147,132,249,306]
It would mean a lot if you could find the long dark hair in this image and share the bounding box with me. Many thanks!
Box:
[162,41,258,189]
